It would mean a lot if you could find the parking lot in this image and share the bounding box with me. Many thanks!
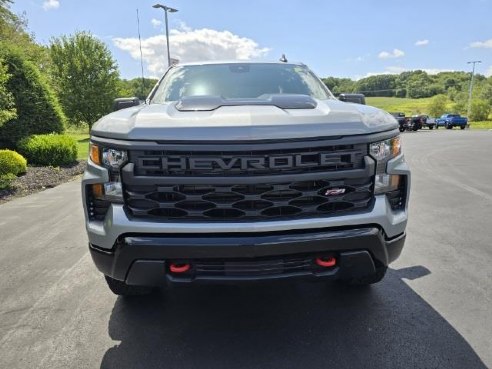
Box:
[0,130,491,369]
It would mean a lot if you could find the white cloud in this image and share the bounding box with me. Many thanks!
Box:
[150,18,162,28]
[415,39,429,46]
[485,66,492,77]
[42,0,59,10]
[470,39,492,48]
[378,49,405,59]
[114,25,270,75]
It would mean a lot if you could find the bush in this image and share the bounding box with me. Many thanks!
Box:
[18,134,77,166]
[0,44,66,147]
[0,149,27,175]
[427,94,448,117]
[469,99,491,122]
[0,173,16,191]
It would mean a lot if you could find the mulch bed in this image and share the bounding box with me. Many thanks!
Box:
[0,161,87,204]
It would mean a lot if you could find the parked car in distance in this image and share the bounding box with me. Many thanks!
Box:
[390,112,409,132]
[435,114,468,130]
[338,93,366,105]
[422,116,436,130]
[411,115,436,130]
[409,115,424,131]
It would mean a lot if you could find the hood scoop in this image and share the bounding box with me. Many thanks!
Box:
[175,94,318,112]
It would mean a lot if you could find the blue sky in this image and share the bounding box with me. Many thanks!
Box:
[11,0,492,79]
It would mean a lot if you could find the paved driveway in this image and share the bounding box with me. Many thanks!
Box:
[0,130,491,368]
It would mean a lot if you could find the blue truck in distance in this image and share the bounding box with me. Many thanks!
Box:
[435,114,468,130]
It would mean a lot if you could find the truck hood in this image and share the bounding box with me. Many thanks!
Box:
[91,99,398,141]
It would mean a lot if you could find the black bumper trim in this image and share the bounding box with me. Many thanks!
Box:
[89,227,405,285]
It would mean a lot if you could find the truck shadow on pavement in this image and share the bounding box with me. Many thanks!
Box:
[100,266,487,369]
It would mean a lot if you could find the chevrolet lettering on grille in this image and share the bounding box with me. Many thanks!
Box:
[138,153,352,172]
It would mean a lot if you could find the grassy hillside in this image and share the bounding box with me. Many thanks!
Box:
[365,97,440,116]
[366,97,492,129]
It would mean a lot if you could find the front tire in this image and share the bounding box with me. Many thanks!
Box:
[446,124,453,129]
[104,275,154,296]
[339,266,388,286]
[429,125,434,130]
[460,125,465,130]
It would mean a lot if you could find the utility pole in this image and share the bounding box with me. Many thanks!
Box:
[152,4,179,69]
[467,60,482,120]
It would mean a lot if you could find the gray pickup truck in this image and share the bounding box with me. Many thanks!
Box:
[82,61,410,296]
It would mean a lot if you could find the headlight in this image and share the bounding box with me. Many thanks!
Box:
[89,143,128,170]
[369,136,401,162]
[87,143,127,205]
[370,136,403,195]
[102,148,128,169]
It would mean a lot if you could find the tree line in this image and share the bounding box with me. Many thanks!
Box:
[323,71,492,120]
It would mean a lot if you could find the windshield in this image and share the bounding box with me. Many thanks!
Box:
[150,63,333,103]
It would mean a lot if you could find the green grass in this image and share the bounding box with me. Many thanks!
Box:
[365,97,440,116]
[469,121,492,130]
[66,126,89,161]
[366,97,492,128]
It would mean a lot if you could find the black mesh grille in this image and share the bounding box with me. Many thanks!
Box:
[172,253,336,279]
[123,142,374,221]
[124,177,373,221]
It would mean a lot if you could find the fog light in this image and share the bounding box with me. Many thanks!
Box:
[103,182,123,201]
[375,174,400,194]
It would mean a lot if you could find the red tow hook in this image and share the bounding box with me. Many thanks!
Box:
[169,263,191,273]
[315,256,336,268]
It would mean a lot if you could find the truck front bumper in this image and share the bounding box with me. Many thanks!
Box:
[89,227,405,285]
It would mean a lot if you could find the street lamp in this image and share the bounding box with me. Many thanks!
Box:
[152,3,178,68]
[467,60,482,120]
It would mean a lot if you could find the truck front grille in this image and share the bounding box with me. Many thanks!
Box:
[123,141,375,221]
[124,177,373,221]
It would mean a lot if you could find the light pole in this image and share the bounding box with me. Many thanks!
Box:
[152,3,178,68]
[467,60,482,120]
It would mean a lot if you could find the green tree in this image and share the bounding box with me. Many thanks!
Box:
[118,78,158,100]
[1,0,50,71]
[0,58,16,126]
[469,99,491,121]
[354,75,397,97]
[427,94,448,117]
[49,32,120,129]
[478,79,492,106]
[0,45,66,148]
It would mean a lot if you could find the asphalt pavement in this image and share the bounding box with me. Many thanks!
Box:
[0,130,491,369]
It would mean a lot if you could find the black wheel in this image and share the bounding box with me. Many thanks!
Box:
[339,266,387,286]
[435,125,439,129]
[104,275,154,296]
[399,126,405,132]
[429,125,434,130]
[446,124,453,129]
[460,125,465,130]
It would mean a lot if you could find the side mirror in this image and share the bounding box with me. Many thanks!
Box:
[113,97,141,112]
